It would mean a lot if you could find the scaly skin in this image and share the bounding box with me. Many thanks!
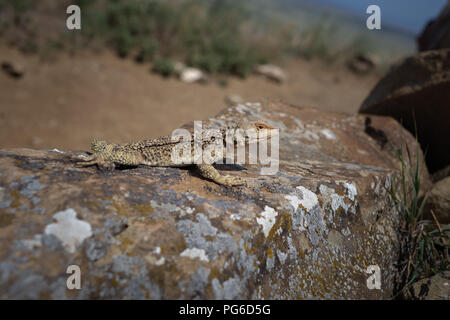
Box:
[76,121,276,187]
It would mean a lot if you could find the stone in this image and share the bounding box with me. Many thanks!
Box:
[255,64,287,83]
[359,49,450,173]
[418,2,450,51]
[0,100,430,299]
[224,94,244,107]
[180,67,208,84]
[432,165,450,183]
[425,177,450,224]
[347,53,379,75]
[1,61,24,79]
[410,271,450,300]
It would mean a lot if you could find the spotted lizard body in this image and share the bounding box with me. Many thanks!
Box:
[76,121,275,187]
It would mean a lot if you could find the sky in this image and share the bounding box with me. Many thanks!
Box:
[312,0,448,34]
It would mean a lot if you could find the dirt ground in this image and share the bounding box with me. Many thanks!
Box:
[0,44,381,150]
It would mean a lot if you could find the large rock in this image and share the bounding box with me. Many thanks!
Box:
[0,100,429,299]
[359,49,450,173]
[418,1,450,51]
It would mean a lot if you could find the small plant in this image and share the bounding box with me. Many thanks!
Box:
[135,40,158,63]
[388,128,449,299]
[298,19,337,62]
[151,57,174,78]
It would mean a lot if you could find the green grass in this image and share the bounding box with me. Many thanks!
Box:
[76,0,266,78]
[387,128,449,299]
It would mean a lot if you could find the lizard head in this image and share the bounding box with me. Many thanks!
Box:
[235,120,278,144]
[91,139,108,152]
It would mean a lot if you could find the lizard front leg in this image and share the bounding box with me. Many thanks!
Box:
[75,153,115,171]
[197,164,245,187]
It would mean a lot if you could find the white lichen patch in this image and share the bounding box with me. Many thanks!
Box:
[180,248,209,262]
[285,187,318,212]
[235,104,252,114]
[155,257,165,266]
[303,130,319,141]
[230,213,241,220]
[277,250,288,264]
[320,129,336,140]
[21,235,43,250]
[344,182,357,201]
[44,208,92,253]
[296,186,318,211]
[256,206,278,237]
[285,194,301,210]
[185,207,195,214]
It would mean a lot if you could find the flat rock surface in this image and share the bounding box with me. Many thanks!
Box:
[0,100,429,299]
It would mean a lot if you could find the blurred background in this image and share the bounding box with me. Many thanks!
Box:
[0,0,447,150]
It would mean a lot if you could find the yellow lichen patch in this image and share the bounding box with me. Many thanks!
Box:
[299,204,309,214]
[111,201,131,216]
[267,247,274,259]
[111,278,119,287]
[334,206,344,220]
[318,197,324,208]
[118,234,135,253]
[10,190,21,208]
[267,211,292,241]
[0,212,14,227]
[160,238,187,255]
[209,267,220,280]
[134,202,154,215]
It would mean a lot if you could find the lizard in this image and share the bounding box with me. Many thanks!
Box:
[75,120,276,187]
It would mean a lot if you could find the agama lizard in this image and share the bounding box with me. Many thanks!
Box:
[75,121,276,187]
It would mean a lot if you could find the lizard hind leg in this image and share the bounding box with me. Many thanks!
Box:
[197,164,246,187]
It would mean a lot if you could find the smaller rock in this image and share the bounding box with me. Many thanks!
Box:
[347,53,378,75]
[224,94,244,106]
[432,165,450,183]
[1,61,24,78]
[410,271,450,300]
[255,64,287,83]
[180,67,208,84]
[425,177,450,224]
